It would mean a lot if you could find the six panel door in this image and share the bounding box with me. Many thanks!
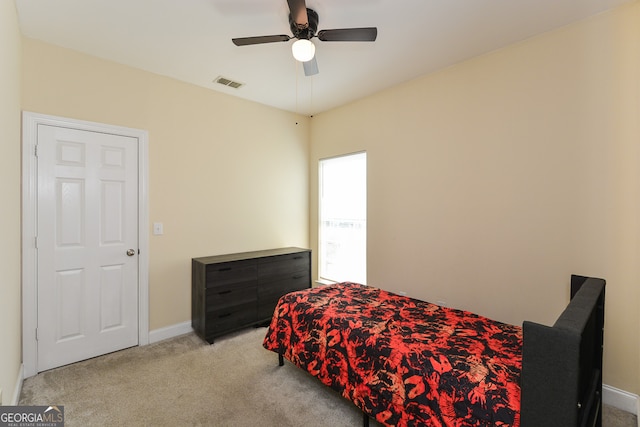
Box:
[36,124,139,372]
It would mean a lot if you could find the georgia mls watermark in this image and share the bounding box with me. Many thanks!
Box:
[0,406,64,427]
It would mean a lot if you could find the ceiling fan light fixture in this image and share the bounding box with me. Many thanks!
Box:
[291,39,315,62]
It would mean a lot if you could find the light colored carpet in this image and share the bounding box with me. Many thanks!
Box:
[20,327,637,427]
[20,328,373,426]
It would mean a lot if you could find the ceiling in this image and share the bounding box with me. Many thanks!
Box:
[15,0,632,116]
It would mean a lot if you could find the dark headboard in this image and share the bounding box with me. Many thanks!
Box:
[520,275,606,427]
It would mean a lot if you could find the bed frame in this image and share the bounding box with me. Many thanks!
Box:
[520,274,605,427]
[274,274,606,427]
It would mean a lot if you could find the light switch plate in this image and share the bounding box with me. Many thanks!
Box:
[153,222,164,235]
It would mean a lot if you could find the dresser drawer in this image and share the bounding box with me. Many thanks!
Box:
[207,284,256,311]
[258,253,310,282]
[205,259,257,288]
[258,276,308,300]
[206,302,257,336]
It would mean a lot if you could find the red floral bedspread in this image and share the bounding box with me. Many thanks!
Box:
[263,283,523,427]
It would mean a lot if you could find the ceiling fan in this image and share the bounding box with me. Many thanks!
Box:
[232,0,377,76]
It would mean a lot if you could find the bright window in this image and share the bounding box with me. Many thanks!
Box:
[319,152,366,283]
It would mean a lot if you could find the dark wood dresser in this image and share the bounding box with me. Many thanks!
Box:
[192,247,311,344]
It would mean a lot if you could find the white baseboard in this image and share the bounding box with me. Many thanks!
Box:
[148,321,193,344]
[603,384,639,415]
[11,364,23,405]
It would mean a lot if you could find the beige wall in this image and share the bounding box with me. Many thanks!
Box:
[21,39,310,330]
[0,1,22,405]
[310,4,640,394]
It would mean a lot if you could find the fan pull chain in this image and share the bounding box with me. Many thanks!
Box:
[295,59,299,118]
[309,73,313,117]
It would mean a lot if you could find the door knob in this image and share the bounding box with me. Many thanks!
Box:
[126,249,136,256]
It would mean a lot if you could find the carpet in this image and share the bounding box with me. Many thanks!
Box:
[20,327,637,427]
[20,328,371,426]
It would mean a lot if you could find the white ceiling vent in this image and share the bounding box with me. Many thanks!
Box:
[214,76,244,89]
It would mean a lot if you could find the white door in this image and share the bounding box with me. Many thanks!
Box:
[36,124,139,371]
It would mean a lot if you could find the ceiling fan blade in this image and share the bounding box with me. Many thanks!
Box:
[317,27,378,42]
[303,56,319,76]
[287,0,308,26]
[232,35,291,46]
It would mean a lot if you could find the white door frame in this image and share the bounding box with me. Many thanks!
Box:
[21,111,149,378]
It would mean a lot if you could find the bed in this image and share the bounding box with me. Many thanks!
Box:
[263,274,605,427]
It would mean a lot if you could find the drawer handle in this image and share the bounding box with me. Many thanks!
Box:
[218,313,232,318]
[293,256,303,260]
[218,267,232,272]
[218,290,232,295]
[292,275,305,279]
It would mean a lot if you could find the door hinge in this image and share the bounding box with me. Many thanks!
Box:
[34,145,38,157]
[35,328,38,341]
[35,236,38,249]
